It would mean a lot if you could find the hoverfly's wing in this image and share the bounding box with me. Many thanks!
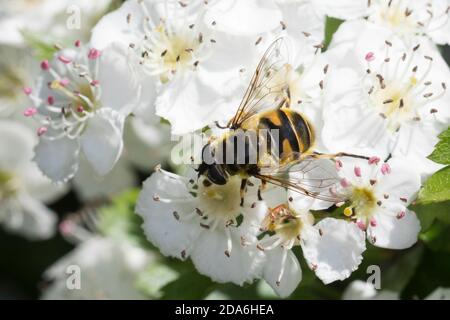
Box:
[229,38,291,128]
[255,155,345,203]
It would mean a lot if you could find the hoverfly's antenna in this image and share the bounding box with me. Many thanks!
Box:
[214,121,228,129]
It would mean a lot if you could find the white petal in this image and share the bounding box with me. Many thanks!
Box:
[80,109,125,176]
[426,288,450,300]
[21,163,67,203]
[73,156,137,201]
[90,0,144,50]
[342,280,399,300]
[155,71,237,134]
[302,219,366,284]
[34,136,80,183]
[204,0,282,36]
[313,0,369,20]
[375,157,421,206]
[135,170,200,259]
[342,280,378,300]
[190,228,263,286]
[0,120,35,170]
[0,195,57,240]
[263,248,301,298]
[367,208,420,250]
[98,43,144,115]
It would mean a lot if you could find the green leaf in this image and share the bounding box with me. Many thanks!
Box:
[161,268,216,299]
[429,127,450,165]
[20,30,57,61]
[412,201,450,231]
[324,17,344,50]
[381,244,424,292]
[420,221,450,252]
[136,264,179,299]
[97,189,153,249]
[418,166,450,204]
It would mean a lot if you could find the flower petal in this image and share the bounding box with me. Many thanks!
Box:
[302,219,366,284]
[34,135,80,183]
[190,228,264,286]
[263,248,301,298]
[204,0,281,36]
[80,108,125,176]
[155,71,238,134]
[90,0,144,50]
[0,195,57,240]
[0,120,35,170]
[367,208,420,250]
[97,43,143,115]
[136,170,200,259]
[73,157,137,201]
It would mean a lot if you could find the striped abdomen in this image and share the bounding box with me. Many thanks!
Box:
[256,108,314,164]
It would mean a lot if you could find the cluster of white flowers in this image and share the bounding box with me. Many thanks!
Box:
[1,0,450,299]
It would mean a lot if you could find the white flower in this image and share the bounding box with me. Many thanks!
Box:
[366,0,450,46]
[0,0,113,46]
[325,157,421,249]
[323,21,450,178]
[41,236,152,300]
[0,119,65,239]
[343,280,450,300]
[257,190,365,297]
[91,0,261,134]
[136,167,266,286]
[27,41,142,183]
[342,280,399,300]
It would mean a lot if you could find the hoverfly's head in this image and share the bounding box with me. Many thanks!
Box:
[197,162,228,186]
[197,142,228,186]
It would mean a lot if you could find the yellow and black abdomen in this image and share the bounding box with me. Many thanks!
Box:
[256,108,314,163]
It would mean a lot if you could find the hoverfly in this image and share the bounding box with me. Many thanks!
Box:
[197,38,368,205]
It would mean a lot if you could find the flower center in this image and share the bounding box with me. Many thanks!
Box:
[198,175,242,222]
[345,186,377,222]
[370,79,415,132]
[26,44,102,139]
[372,3,417,36]
[0,170,18,200]
[134,2,208,83]
[364,46,446,133]
[263,204,313,242]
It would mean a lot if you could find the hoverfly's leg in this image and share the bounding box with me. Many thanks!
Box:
[312,151,370,160]
[256,179,267,201]
[261,179,267,190]
[284,86,291,108]
[240,178,248,207]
